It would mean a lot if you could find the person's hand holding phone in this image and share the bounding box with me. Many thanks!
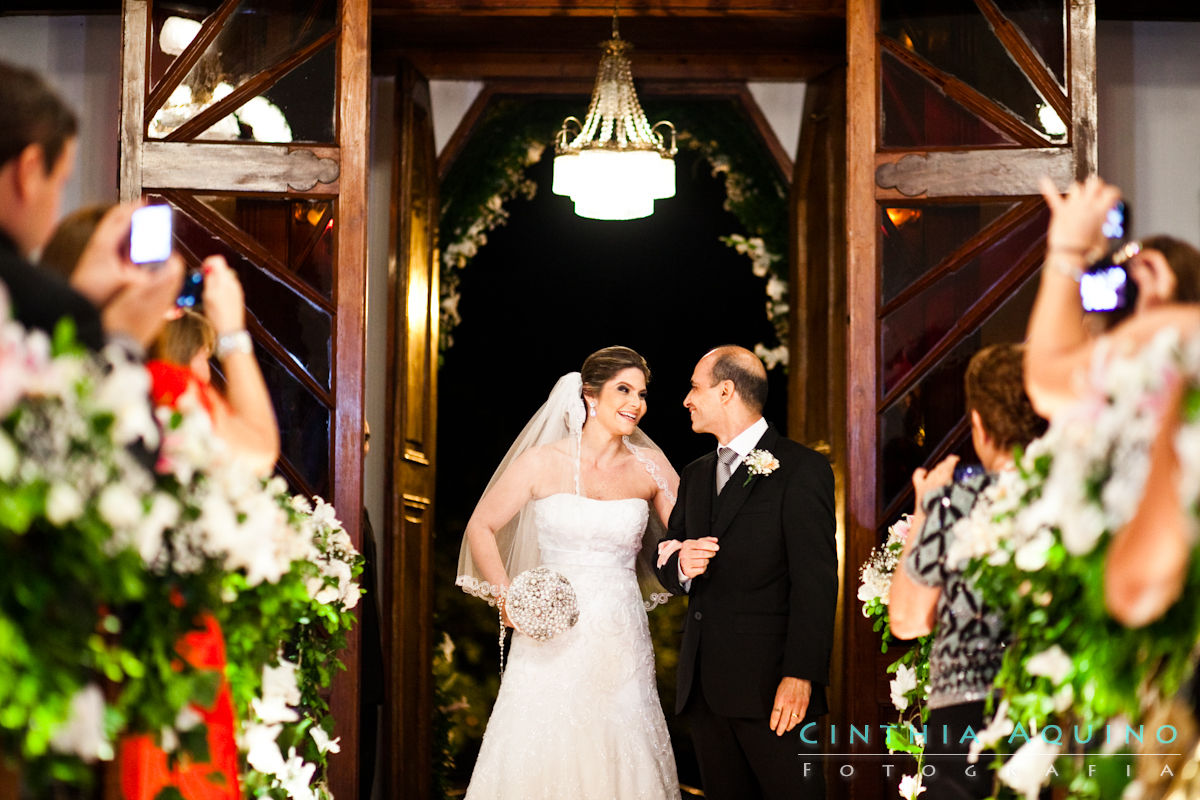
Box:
[199,256,245,336]
[68,203,144,308]
[1040,176,1122,261]
[70,202,183,347]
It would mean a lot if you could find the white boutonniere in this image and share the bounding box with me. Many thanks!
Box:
[742,449,780,487]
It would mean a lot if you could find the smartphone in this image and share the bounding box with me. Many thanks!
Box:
[176,268,204,309]
[129,204,174,269]
[1080,240,1142,313]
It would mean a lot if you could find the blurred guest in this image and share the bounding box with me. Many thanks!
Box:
[0,60,178,352]
[147,255,279,475]
[890,343,1047,800]
[1025,176,1200,626]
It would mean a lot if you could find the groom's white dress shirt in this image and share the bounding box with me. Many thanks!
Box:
[677,416,769,588]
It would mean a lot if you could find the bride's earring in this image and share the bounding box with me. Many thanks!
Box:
[588,401,597,418]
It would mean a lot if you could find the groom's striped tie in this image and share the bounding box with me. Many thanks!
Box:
[716,446,740,495]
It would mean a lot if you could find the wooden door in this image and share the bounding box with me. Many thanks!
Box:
[844,1,1094,796]
[383,61,438,800]
[118,0,369,796]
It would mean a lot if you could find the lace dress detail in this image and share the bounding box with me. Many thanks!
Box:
[624,436,676,505]
[464,493,680,800]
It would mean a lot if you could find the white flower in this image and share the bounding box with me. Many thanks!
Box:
[45,481,83,526]
[49,684,111,762]
[899,774,927,799]
[310,726,341,754]
[890,664,918,712]
[1053,683,1075,713]
[278,748,318,800]
[998,738,1061,799]
[244,721,285,774]
[265,660,301,705]
[98,484,143,530]
[0,429,18,481]
[1014,528,1053,572]
[969,698,1013,762]
[754,343,789,370]
[1025,645,1073,686]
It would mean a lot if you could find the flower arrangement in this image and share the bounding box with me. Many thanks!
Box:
[858,514,933,799]
[955,327,1200,799]
[0,290,360,798]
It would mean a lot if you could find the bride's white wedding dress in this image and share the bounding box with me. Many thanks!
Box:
[464,491,681,800]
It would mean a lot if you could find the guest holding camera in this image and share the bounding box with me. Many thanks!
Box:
[890,344,1047,800]
[147,255,280,475]
[1025,177,1200,626]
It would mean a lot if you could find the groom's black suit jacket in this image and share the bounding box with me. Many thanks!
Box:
[657,425,837,720]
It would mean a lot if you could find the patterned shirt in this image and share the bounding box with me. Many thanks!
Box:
[903,472,1007,709]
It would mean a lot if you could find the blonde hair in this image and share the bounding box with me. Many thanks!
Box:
[152,310,216,366]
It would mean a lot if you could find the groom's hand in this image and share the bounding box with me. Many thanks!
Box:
[770,677,812,736]
[679,536,720,578]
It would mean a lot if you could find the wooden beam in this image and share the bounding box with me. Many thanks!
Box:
[845,0,881,796]
[372,0,845,17]
[1070,0,1098,178]
[118,0,149,202]
[879,37,1050,149]
[386,48,837,81]
[326,0,370,796]
[141,142,340,194]
[976,0,1071,131]
[874,148,1074,199]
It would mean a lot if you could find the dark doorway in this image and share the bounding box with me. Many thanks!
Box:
[434,135,787,794]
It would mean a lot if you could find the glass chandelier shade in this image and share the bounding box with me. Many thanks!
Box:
[552,32,676,221]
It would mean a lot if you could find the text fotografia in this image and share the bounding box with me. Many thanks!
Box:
[796,722,1180,749]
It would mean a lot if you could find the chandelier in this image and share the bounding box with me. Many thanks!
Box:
[551,14,676,221]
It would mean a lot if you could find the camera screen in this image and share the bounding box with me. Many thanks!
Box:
[1080,265,1130,312]
[130,205,173,265]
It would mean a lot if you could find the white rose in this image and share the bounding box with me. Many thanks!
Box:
[45,482,84,526]
[1026,645,1073,686]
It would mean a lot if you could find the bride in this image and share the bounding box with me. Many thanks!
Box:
[456,346,682,800]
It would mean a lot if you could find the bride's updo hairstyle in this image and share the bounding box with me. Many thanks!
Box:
[580,346,651,401]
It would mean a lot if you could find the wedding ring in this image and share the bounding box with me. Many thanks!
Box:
[791,713,800,718]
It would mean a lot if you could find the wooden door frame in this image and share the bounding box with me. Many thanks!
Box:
[117,1,370,797]
[382,60,439,800]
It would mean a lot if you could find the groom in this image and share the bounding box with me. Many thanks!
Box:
[656,346,837,800]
